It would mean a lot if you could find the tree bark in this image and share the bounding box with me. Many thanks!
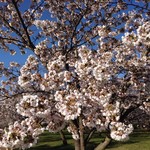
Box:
[84,128,96,146]
[4,148,12,150]
[0,148,8,150]
[59,130,68,145]
[74,139,81,150]
[79,117,85,150]
[94,136,111,150]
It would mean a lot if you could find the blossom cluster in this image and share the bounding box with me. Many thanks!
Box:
[34,39,51,65]
[67,124,79,140]
[122,21,150,47]
[110,122,133,141]
[55,91,82,120]
[16,95,51,118]
[141,100,150,114]
[15,94,66,133]
[0,117,44,150]
[18,55,39,89]
[45,110,66,133]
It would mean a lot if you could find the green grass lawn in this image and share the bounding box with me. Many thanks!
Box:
[28,131,150,150]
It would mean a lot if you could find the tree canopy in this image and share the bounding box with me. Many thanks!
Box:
[0,0,150,150]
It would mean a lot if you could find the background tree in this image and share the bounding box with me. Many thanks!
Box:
[0,0,150,150]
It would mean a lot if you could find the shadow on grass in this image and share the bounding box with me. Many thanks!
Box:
[29,144,74,150]
[38,135,61,143]
[86,141,100,150]
[29,145,52,150]
[131,132,150,138]
[38,132,72,143]
[50,144,74,150]
[29,139,100,150]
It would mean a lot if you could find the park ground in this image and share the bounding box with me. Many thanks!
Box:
[28,131,150,150]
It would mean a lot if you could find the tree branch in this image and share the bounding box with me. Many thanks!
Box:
[12,0,35,50]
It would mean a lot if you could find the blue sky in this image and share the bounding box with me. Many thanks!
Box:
[0,0,30,66]
[0,0,55,67]
[0,50,33,66]
[0,1,149,67]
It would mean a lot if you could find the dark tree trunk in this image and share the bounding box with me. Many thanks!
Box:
[74,139,81,150]
[59,130,68,145]
[84,128,96,146]
[94,136,111,150]
[79,117,85,150]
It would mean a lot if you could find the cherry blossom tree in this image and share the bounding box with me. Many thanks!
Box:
[0,0,150,150]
